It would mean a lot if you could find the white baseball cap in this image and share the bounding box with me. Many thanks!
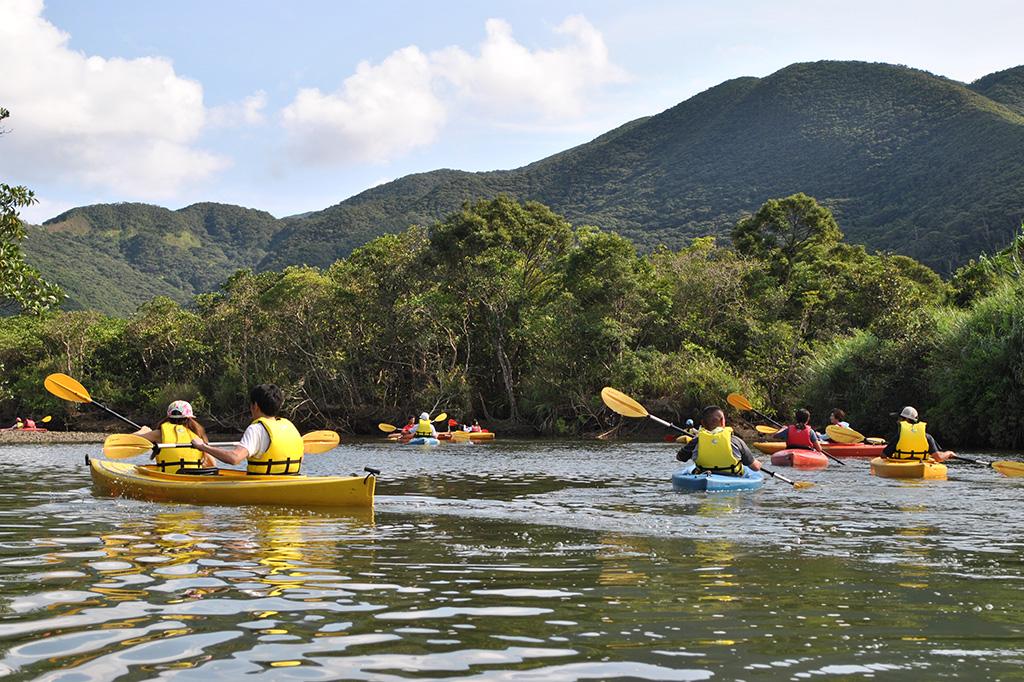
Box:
[896,406,918,421]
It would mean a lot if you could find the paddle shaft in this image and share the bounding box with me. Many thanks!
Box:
[648,414,687,434]
[760,466,799,486]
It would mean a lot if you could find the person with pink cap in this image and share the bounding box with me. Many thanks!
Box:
[881,405,955,462]
[136,400,215,472]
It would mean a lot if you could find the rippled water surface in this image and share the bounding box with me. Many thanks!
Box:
[1,439,1022,680]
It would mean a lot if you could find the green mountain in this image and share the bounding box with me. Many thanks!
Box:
[25,202,282,314]
[24,60,1024,314]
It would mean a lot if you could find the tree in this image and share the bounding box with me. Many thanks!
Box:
[0,107,63,314]
[731,193,842,284]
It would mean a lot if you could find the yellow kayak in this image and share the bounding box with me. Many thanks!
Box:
[869,457,948,480]
[89,458,376,507]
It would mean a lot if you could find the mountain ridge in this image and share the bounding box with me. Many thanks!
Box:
[23,59,1024,315]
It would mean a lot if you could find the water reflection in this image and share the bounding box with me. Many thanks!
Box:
[0,441,1021,680]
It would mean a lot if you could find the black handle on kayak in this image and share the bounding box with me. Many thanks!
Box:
[363,466,381,484]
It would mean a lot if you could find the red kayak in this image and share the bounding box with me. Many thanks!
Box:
[771,448,829,469]
[821,442,885,457]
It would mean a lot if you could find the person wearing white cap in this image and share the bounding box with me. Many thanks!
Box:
[136,400,215,471]
[881,406,955,462]
[413,412,437,439]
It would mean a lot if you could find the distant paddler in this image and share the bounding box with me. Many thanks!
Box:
[881,406,955,462]
[191,384,305,475]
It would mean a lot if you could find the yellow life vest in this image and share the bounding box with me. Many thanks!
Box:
[415,418,433,437]
[247,417,304,475]
[155,422,204,472]
[694,426,743,475]
[893,421,929,460]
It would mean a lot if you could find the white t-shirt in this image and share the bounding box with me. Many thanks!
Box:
[238,422,270,457]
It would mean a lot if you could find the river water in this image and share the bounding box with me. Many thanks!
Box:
[0,439,1021,680]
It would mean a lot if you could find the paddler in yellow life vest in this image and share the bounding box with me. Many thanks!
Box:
[412,412,438,439]
[881,406,955,462]
[136,400,215,472]
[192,384,305,475]
[676,405,762,475]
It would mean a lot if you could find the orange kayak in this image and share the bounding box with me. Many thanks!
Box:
[770,448,828,468]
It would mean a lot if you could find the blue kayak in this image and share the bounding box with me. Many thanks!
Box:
[671,462,764,492]
[406,437,439,446]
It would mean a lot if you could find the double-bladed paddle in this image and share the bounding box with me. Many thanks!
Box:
[600,387,812,489]
[44,373,142,430]
[103,430,340,459]
[945,454,1024,477]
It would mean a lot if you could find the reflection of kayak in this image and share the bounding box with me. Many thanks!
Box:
[405,437,439,446]
[869,457,947,480]
[1,427,48,433]
[438,432,495,442]
[771,448,828,468]
[89,458,376,507]
[671,462,764,492]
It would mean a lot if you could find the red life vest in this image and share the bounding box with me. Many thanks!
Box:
[786,424,814,449]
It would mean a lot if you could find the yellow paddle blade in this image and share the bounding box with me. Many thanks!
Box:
[755,425,778,435]
[44,373,92,404]
[600,387,649,418]
[865,437,887,445]
[726,392,753,412]
[378,423,397,433]
[433,413,448,423]
[793,481,815,489]
[103,433,153,459]
[992,460,1024,477]
[826,424,865,444]
[40,415,52,423]
[302,430,340,454]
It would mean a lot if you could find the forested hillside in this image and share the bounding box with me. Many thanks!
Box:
[23,60,1024,314]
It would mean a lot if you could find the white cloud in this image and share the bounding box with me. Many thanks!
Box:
[210,90,269,127]
[281,46,445,165]
[281,15,626,166]
[436,16,629,120]
[0,0,227,198]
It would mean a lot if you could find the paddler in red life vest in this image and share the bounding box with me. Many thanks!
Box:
[676,405,761,475]
[192,384,306,475]
[135,400,215,472]
[881,406,955,462]
[469,419,483,433]
[401,417,416,435]
[772,408,825,453]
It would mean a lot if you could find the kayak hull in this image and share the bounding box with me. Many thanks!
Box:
[753,441,786,455]
[90,459,375,507]
[771,449,828,468]
[671,463,764,492]
[822,442,885,457]
[869,457,947,480]
[405,437,439,446]
[756,441,885,457]
[438,432,495,442]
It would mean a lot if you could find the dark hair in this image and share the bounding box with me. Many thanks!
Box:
[701,405,725,429]
[795,408,810,426]
[831,408,846,421]
[159,416,208,442]
[250,384,284,416]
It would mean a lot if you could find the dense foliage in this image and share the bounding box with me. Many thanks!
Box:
[5,195,1020,449]
[23,61,1024,314]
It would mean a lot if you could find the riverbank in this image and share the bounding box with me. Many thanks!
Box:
[0,430,108,444]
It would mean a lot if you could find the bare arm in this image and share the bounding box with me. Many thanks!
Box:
[193,439,249,466]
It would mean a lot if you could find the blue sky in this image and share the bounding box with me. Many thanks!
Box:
[1,0,1021,223]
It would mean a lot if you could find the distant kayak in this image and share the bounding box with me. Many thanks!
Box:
[89,458,376,507]
[671,462,764,492]
[870,457,947,480]
[438,432,495,442]
[755,441,885,457]
[770,448,828,469]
